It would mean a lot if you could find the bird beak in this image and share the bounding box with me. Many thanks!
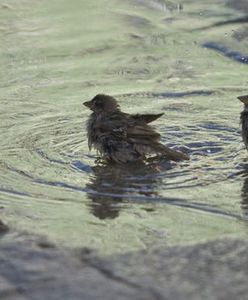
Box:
[238,95,248,105]
[83,101,92,108]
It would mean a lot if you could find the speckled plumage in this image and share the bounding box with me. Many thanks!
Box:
[84,94,189,163]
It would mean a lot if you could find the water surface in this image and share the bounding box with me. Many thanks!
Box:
[1,0,248,254]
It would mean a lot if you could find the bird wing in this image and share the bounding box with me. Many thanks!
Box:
[99,112,161,142]
[97,112,189,162]
[131,113,164,124]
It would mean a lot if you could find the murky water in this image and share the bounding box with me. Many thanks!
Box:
[1,0,248,254]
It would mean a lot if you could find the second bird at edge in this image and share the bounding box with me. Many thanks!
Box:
[83,94,189,164]
[238,94,248,149]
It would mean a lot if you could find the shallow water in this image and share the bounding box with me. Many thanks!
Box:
[1,0,248,254]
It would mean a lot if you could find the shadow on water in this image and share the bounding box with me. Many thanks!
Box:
[196,15,248,30]
[203,42,248,65]
[120,90,215,98]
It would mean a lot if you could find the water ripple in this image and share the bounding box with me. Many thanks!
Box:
[203,42,248,64]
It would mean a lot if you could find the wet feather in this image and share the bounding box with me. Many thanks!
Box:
[84,94,189,163]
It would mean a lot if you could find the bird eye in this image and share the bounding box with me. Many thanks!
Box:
[94,99,103,107]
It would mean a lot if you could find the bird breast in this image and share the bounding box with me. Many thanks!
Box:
[87,114,98,150]
[87,114,107,152]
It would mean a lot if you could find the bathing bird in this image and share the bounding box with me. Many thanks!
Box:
[83,94,189,163]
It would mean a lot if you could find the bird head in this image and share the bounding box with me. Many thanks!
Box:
[83,94,120,113]
[238,95,248,107]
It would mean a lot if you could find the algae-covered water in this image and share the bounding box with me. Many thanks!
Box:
[1,0,248,254]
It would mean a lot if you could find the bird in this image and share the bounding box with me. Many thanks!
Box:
[238,94,248,148]
[83,94,189,163]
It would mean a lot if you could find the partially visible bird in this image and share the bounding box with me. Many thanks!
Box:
[83,94,189,163]
[238,94,248,148]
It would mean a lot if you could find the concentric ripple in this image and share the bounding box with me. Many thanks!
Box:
[0,0,248,253]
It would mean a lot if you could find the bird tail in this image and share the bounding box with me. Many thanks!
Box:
[154,143,189,161]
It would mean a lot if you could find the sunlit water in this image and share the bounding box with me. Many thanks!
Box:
[1,0,248,254]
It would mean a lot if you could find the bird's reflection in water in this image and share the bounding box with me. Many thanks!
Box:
[86,159,173,220]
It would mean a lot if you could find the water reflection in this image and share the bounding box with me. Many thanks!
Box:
[85,159,172,219]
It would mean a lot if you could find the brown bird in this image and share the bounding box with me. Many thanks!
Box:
[238,94,248,148]
[83,94,189,163]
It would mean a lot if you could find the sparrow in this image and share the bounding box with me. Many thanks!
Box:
[238,94,248,148]
[83,94,189,163]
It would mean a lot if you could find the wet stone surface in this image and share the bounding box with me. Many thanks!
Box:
[0,232,248,300]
